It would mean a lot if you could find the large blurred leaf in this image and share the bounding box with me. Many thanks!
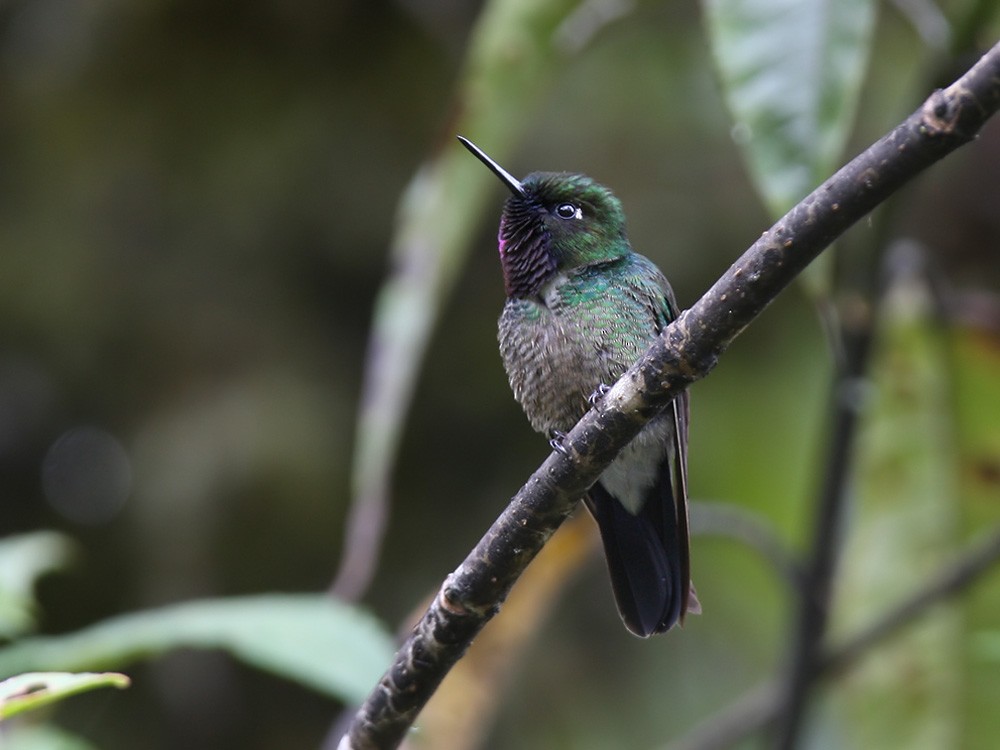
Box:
[0,723,100,750]
[337,0,587,598]
[830,254,961,749]
[0,671,129,720]
[0,532,77,640]
[951,317,1000,749]
[0,594,393,705]
[702,0,877,217]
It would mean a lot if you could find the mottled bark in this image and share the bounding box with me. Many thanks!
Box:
[339,41,1000,750]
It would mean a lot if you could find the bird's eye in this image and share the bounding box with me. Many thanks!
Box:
[555,202,581,219]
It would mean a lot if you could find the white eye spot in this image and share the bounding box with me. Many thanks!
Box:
[555,202,582,220]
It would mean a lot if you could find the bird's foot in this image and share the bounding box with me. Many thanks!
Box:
[587,383,612,406]
[548,430,569,456]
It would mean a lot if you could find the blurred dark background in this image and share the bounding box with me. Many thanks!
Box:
[2,1,999,748]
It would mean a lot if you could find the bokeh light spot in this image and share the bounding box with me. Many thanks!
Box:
[42,426,132,525]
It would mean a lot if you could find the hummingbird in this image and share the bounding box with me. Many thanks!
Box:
[458,136,697,637]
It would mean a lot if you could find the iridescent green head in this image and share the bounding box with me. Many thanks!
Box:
[459,136,630,299]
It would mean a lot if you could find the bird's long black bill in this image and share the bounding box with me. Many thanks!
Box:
[457,135,526,197]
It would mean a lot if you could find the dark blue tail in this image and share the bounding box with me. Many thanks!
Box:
[586,472,684,637]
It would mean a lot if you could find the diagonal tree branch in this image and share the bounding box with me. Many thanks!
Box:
[338,41,1000,750]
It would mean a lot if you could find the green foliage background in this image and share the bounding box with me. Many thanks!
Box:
[1,1,999,748]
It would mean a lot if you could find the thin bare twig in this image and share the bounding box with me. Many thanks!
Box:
[771,258,878,750]
[663,525,1000,750]
[689,502,805,590]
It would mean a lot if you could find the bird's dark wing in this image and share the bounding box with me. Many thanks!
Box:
[670,389,696,622]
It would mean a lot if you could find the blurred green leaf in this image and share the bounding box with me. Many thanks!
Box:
[975,630,1000,661]
[0,671,129,720]
[830,257,961,749]
[702,0,876,296]
[0,723,99,750]
[0,532,77,640]
[340,0,586,598]
[703,0,876,216]
[952,322,1000,748]
[0,594,393,705]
